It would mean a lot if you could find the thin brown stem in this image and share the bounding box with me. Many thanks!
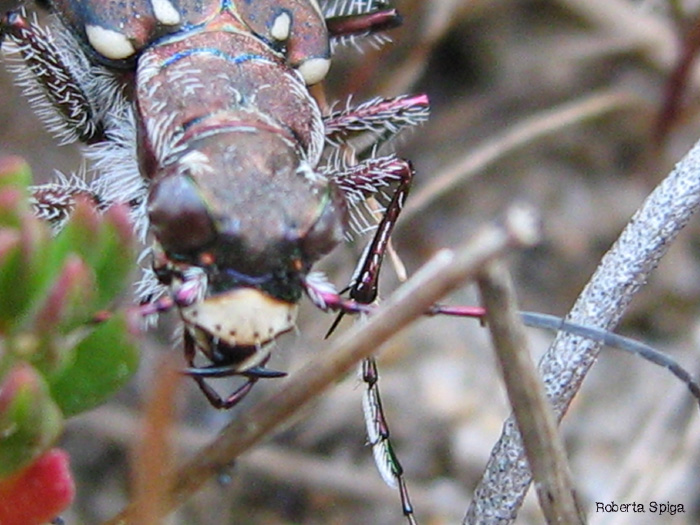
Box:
[477,262,584,525]
[130,358,180,525]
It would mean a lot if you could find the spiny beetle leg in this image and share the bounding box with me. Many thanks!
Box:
[339,157,416,521]
[342,158,414,304]
[324,94,430,147]
[30,178,107,229]
[320,96,425,339]
[1,10,104,145]
[317,155,414,325]
[325,6,402,39]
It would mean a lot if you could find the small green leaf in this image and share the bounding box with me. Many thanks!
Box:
[47,198,101,269]
[88,205,135,310]
[0,215,60,333]
[0,365,63,477]
[48,312,140,417]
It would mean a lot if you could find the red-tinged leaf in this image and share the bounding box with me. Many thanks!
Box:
[0,448,75,525]
[0,365,63,477]
[32,255,95,334]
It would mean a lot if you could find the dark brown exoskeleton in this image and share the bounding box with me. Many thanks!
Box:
[2,0,427,520]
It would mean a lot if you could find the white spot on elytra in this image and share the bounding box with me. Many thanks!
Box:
[151,0,182,25]
[85,25,136,59]
[270,12,291,41]
[297,57,330,85]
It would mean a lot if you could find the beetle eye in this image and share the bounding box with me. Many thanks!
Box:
[148,174,217,256]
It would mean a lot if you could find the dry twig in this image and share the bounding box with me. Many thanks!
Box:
[478,262,584,524]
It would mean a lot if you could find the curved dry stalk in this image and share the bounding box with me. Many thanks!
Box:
[402,89,642,224]
[465,133,700,522]
[103,205,539,525]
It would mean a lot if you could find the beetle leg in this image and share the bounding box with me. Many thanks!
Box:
[323,0,403,52]
[321,153,417,522]
[305,155,413,311]
[343,153,417,522]
[350,159,417,524]
[362,356,416,524]
[303,271,373,314]
[323,94,430,148]
[335,156,414,303]
[2,10,141,231]
[325,5,402,39]
[1,10,106,145]
[29,174,104,229]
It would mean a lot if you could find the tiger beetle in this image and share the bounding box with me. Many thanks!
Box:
[6,0,700,522]
[1,0,428,520]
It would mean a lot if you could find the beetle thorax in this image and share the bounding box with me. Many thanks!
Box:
[136,24,326,171]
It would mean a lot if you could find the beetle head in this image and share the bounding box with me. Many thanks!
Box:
[147,131,345,364]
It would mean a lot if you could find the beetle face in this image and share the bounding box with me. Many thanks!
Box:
[147,133,345,367]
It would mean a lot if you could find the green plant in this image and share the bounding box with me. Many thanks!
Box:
[0,156,140,524]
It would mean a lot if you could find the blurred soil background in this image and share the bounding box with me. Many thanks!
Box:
[3,0,700,523]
